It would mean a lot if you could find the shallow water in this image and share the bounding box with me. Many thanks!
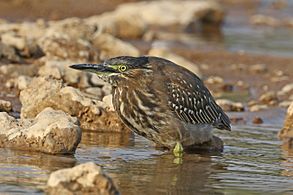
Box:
[0,110,292,194]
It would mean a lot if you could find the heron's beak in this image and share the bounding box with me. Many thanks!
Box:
[70,64,118,74]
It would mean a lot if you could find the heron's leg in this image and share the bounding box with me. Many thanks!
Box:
[173,142,183,158]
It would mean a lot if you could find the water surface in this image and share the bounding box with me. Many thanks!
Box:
[0,110,292,194]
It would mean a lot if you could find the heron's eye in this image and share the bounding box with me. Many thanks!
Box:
[118,65,128,72]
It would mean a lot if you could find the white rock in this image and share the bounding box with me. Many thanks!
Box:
[1,33,27,50]
[19,77,129,132]
[115,0,224,26]
[0,108,81,154]
[47,162,119,195]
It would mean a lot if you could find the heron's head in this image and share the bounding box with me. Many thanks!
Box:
[70,56,152,85]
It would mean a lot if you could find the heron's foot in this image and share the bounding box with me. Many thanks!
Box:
[173,142,183,158]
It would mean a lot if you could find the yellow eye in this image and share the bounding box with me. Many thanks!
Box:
[118,65,127,72]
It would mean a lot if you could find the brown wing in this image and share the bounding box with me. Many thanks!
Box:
[165,70,231,131]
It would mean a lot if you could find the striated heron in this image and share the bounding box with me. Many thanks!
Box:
[70,56,231,157]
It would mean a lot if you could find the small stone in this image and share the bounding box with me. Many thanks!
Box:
[205,76,224,84]
[47,162,119,195]
[279,101,293,143]
[249,104,268,112]
[249,64,268,74]
[231,117,246,125]
[0,100,12,112]
[279,101,292,108]
[216,99,245,112]
[252,117,263,124]
[0,108,81,154]
[259,91,278,105]
[278,83,293,97]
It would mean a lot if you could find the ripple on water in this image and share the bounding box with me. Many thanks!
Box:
[0,121,293,194]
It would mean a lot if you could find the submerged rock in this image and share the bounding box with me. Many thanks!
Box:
[216,99,245,112]
[279,102,293,144]
[0,100,12,112]
[19,77,129,132]
[0,107,81,154]
[47,162,119,195]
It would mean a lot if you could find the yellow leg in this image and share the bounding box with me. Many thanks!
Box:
[173,142,183,158]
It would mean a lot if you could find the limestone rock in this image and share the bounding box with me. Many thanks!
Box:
[0,107,81,154]
[47,17,96,40]
[216,99,245,112]
[38,33,99,61]
[114,0,224,27]
[47,162,119,195]
[19,77,129,132]
[38,58,90,86]
[148,47,201,77]
[92,33,139,60]
[86,11,146,39]
[1,33,27,50]
[17,76,33,90]
[0,100,12,112]
[0,42,21,62]
[279,102,293,143]
[0,63,38,77]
